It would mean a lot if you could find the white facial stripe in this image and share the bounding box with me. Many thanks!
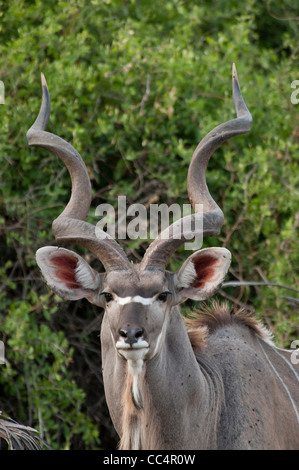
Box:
[114,294,155,306]
[152,314,169,358]
[152,330,163,358]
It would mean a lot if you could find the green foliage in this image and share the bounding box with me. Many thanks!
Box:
[0,0,298,449]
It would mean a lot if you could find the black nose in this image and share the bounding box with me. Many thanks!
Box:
[118,327,144,346]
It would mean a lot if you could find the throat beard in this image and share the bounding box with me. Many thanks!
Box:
[119,358,162,450]
[119,359,145,450]
[128,359,144,410]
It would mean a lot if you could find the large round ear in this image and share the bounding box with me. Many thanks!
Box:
[175,247,231,301]
[36,246,104,305]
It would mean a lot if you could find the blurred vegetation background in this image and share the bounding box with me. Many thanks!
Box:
[0,0,298,450]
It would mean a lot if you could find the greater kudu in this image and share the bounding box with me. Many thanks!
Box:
[27,65,299,450]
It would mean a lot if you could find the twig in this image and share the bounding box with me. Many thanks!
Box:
[218,289,255,314]
[139,74,151,114]
[281,295,299,309]
[222,281,299,294]
[266,0,299,21]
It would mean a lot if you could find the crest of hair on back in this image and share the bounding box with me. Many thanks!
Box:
[185,300,273,351]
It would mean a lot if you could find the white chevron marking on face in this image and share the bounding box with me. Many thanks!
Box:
[114,294,155,306]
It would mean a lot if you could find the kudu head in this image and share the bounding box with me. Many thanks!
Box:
[28,65,251,367]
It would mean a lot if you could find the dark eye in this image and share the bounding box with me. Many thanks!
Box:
[157,292,170,302]
[102,292,113,303]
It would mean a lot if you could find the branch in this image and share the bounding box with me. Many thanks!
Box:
[222,281,299,294]
[267,0,299,21]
